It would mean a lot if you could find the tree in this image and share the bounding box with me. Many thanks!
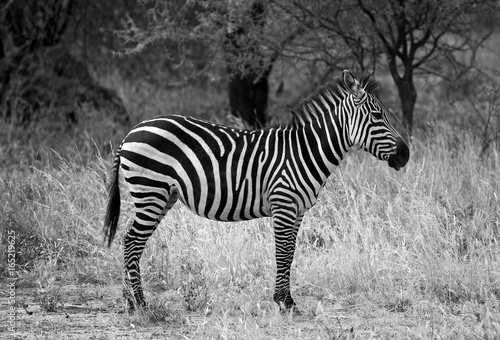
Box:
[116,0,281,128]
[0,0,74,118]
[271,0,498,135]
[356,0,496,135]
[224,1,272,129]
[0,0,128,124]
[117,0,498,134]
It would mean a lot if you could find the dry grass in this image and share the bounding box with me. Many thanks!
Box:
[1,66,500,337]
[2,121,499,338]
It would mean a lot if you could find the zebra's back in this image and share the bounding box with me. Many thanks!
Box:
[119,115,284,221]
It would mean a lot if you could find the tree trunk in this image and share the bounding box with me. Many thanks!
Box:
[227,68,269,129]
[388,53,417,137]
[395,76,417,136]
[224,1,270,129]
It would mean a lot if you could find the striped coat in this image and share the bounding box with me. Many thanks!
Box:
[104,71,410,311]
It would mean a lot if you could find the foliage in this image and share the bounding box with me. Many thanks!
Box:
[0,0,73,117]
[0,0,129,123]
[1,0,498,136]
[116,0,499,134]
[115,0,281,128]
[115,1,271,79]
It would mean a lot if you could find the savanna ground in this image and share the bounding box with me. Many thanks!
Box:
[1,73,500,339]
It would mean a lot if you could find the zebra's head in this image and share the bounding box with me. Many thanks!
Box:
[342,70,409,171]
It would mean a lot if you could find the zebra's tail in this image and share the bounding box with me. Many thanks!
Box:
[104,146,122,247]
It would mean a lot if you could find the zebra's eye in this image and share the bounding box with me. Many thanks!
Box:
[372,111,383,120]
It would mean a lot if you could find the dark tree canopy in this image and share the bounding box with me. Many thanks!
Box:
[1,0,497,139]
[116,0,280,128]
[0,0,127,123]
[115,0,498,135]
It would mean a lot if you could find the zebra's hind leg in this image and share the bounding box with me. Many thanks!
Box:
[271,206,304,313]
[123,191,178,312]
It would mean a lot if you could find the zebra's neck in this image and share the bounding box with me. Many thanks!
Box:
[280,117,349,190]
[286,86,353,170]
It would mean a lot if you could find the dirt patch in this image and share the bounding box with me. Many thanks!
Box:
[0,282,190,339]
[1,281,499,339]
[0,281,370,339]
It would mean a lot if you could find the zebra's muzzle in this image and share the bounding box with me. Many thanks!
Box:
[388,138,410,171]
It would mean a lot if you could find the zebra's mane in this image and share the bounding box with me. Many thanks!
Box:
[288,73,380,128]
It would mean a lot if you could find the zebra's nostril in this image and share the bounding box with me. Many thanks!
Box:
[388,138,410,170]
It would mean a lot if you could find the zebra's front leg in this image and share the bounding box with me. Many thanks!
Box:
[272,208,304,311]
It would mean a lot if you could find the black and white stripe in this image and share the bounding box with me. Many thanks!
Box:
[104,70,409,310]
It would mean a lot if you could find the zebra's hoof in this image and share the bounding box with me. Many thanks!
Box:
[278,301,301,316]
[125,299,146,313]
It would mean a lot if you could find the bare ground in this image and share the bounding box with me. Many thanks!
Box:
[1,281,499,339]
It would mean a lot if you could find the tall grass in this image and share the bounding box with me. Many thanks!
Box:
[1,116,499,337]
[0,152,120,284]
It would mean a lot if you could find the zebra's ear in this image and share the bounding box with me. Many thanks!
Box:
[343,70,365,99]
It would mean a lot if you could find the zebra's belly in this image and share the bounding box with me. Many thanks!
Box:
[176,188,272,222]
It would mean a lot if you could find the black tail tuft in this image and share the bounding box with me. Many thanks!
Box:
[103,149,122,247]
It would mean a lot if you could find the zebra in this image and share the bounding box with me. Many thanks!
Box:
[103,70,409,312]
